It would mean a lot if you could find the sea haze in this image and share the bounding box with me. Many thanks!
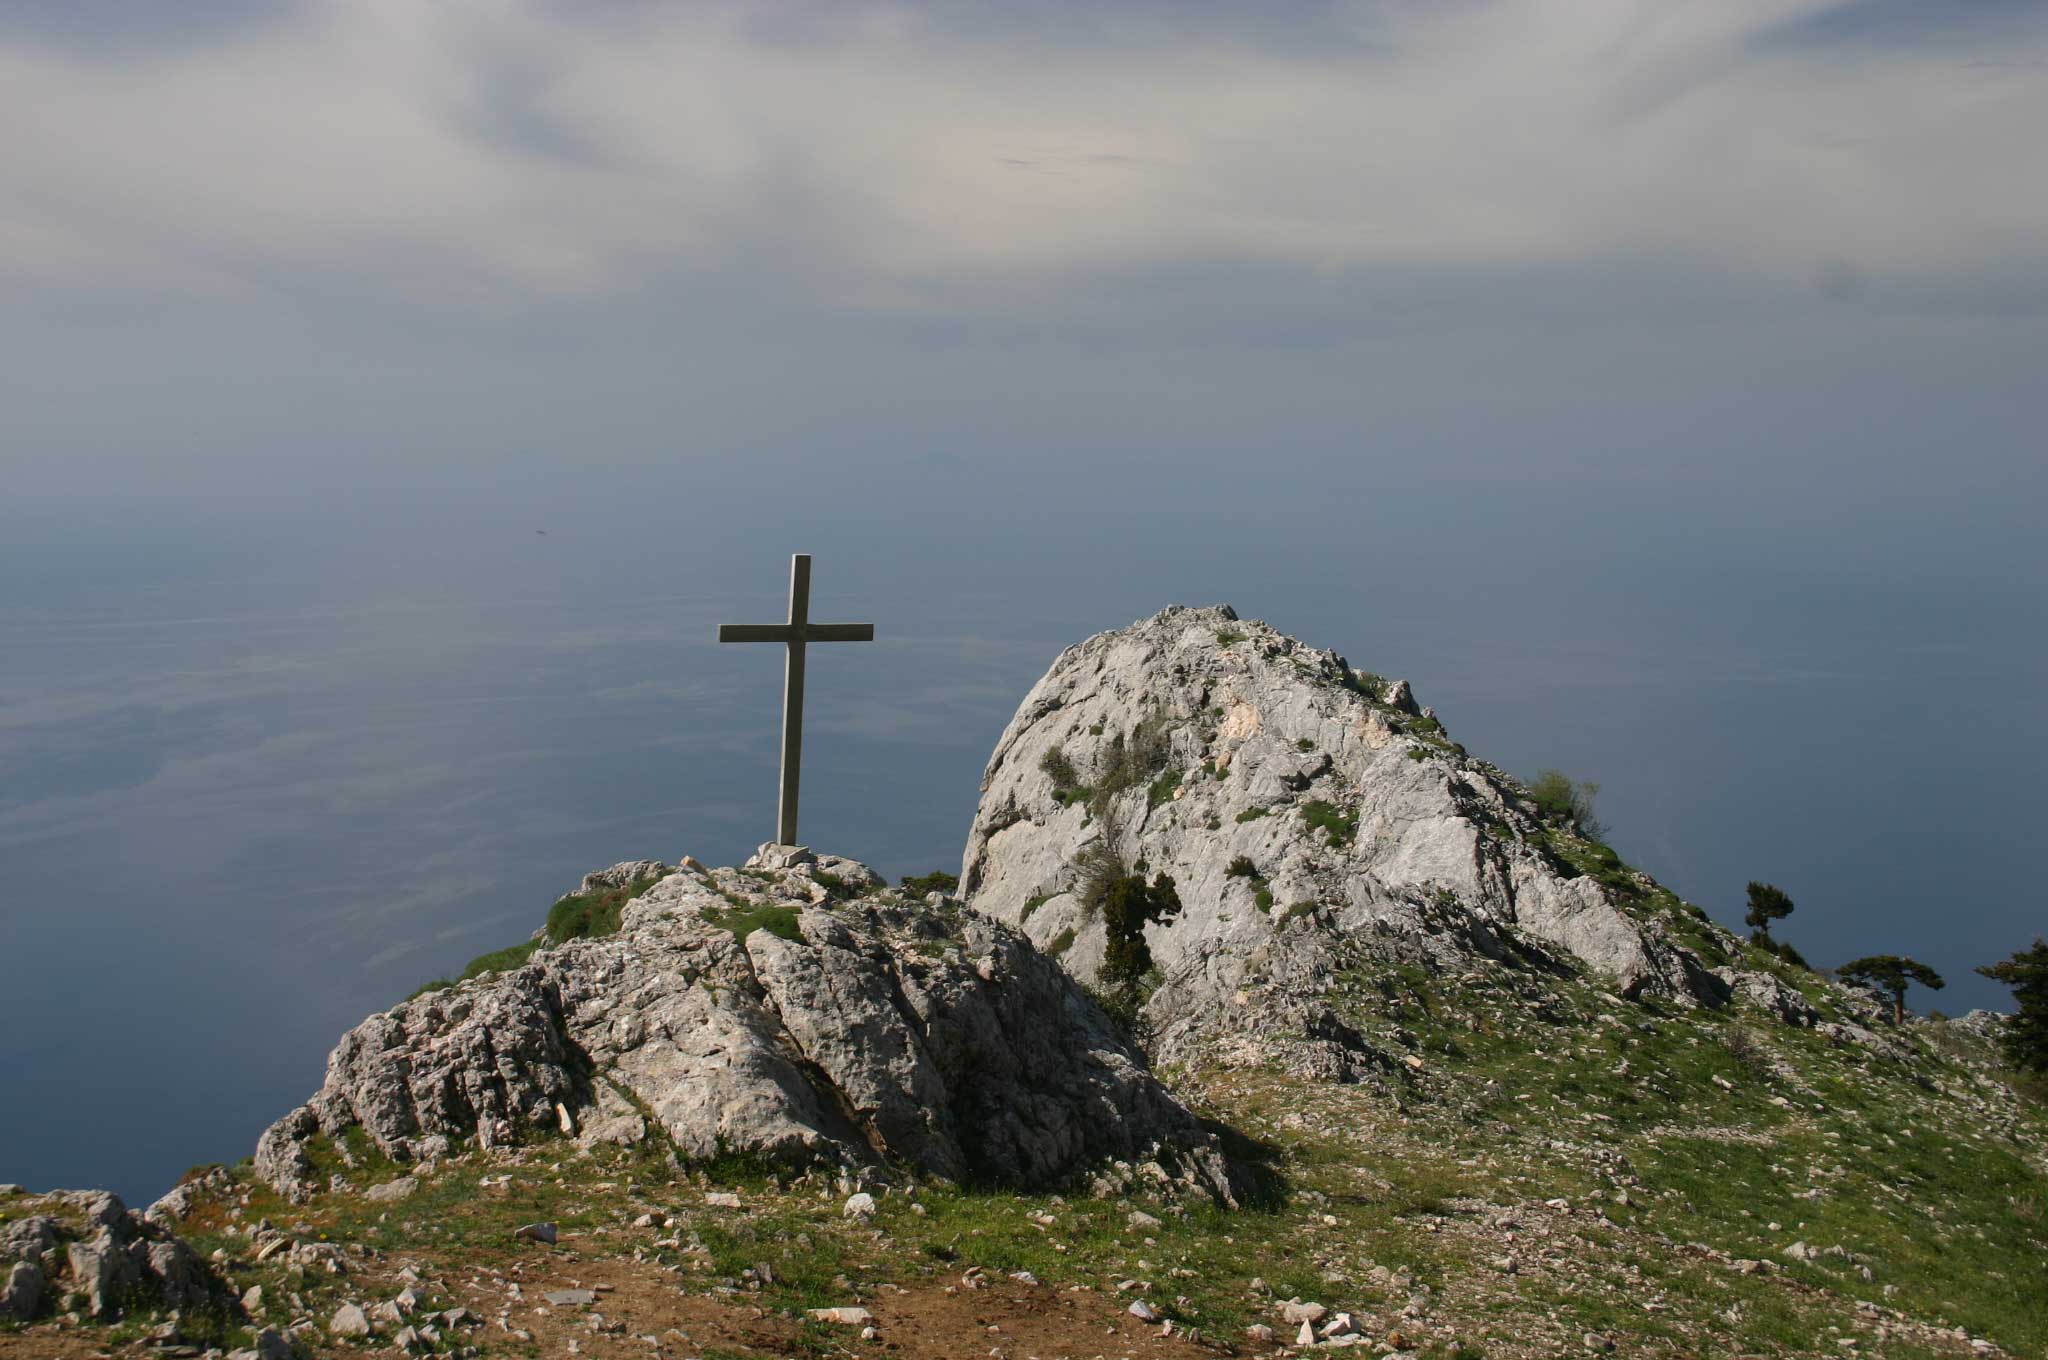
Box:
[2,453,2041,1205]
[2,0,2045,1211]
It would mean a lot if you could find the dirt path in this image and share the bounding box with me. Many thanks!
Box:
[0,1261,1235,1360]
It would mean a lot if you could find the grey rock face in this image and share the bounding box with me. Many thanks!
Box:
[0,1260,41,1321]
[960,606,1733,1071]
[1717,969,1821,1027]
[331,1302,373,1336]
[0,1191,234,1323]
[258,851,1236,1203]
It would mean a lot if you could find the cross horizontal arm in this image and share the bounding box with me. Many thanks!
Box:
[717,622,873,643]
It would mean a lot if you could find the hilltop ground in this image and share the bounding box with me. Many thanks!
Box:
[5,934,2040,1360]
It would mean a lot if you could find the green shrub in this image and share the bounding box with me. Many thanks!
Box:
[1020,892,1052,923]
[1300,799,1359,847]
[1216,629,1246,647]
[1235,807,1270,824]
[1072,842,1126,920]
[1282,900,1317,923]
[1754,935,1810,970]
[1147,767,1184,809]
[1527,769,1605,839]
[1225,855,1260,879]
[1095,717,1173,807]
[1255,887,1275,910]
[1296,737,1315,752]
[1047,928,1077,957]
[547,873,664,944]
[1039,745,1080,791]
[703,902,804,943]
[1100,873,1182,1003]
[900,869,960,897]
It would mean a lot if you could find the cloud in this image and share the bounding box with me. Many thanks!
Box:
[0,1,2041,307]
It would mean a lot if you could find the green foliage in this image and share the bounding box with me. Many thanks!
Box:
[1752,934,1810,971]
[1019,892,1052,923]
[1296,737,1315,752]
[1300,798,1359,847]
[547,873,664,944]
[1071,840,1126,920]
[1038,745,1080,791]
[1147,767,1183,809]
[1225,855,1260,879]
[1978,939,2048,1074]
[1281,900,1317,924]
[1215,629,1246,647]
[1345,669,1385,700]
[1046,927,1076,957]
[1406,748,1430,762]
[1254,887,1274,910]
[411,871,662,999]
[899,869,959,897]
[1527,769,1605,839]
[1837,954,1945,1024]
[1234,806,1270,823]
[407,941,539,1001]
[702,902,805,943]
[1092,716,1173,813]
[1099,872,1183,1001]
[1744,881,1796,940]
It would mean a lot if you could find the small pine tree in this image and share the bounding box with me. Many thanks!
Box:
[1977,939,2048,1074]
[1838,954,1945,1025]
[1744,882,1795,942]
[1099,873,1183,1004]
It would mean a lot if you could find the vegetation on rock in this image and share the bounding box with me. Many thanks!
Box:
[1526,768,1605,840]
[897,869,959,897]
[1977,938,2048,1074]
[1837,954,1946,1024]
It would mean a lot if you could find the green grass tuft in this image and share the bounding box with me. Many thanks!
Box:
[1300,799,1359,847]
[702,902,805,943]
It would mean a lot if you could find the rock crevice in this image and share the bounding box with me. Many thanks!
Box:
[257,849,1238,1204]
[960,605,1735,1072]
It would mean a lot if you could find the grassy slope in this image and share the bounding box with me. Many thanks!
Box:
[12,839,2039,1360]
[93,967,2040,1360]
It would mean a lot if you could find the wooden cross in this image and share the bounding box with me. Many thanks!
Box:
[718,554,874,847]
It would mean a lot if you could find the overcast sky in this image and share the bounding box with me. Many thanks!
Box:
[2,1,2045,1202]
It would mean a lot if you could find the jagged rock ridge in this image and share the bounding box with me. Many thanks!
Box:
[961,605,1741,1074]
[0,1186,238,1326]
[256,848,1237,1204]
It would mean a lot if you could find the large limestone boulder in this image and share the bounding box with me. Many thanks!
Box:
[256,849,1237,1203]
[0,1187,236,1324]
[961,605,1730,1072]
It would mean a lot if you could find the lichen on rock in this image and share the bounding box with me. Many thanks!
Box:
[960,605,1739,1074]
[256,847,1239,1204]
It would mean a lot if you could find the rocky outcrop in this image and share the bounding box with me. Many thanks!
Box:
[0,1187,237,1323]
[257,849,1237,1204]
[961,605,1733,1071]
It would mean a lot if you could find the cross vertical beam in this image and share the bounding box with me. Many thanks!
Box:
[717,554,874,847]
[778,553,810,848]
